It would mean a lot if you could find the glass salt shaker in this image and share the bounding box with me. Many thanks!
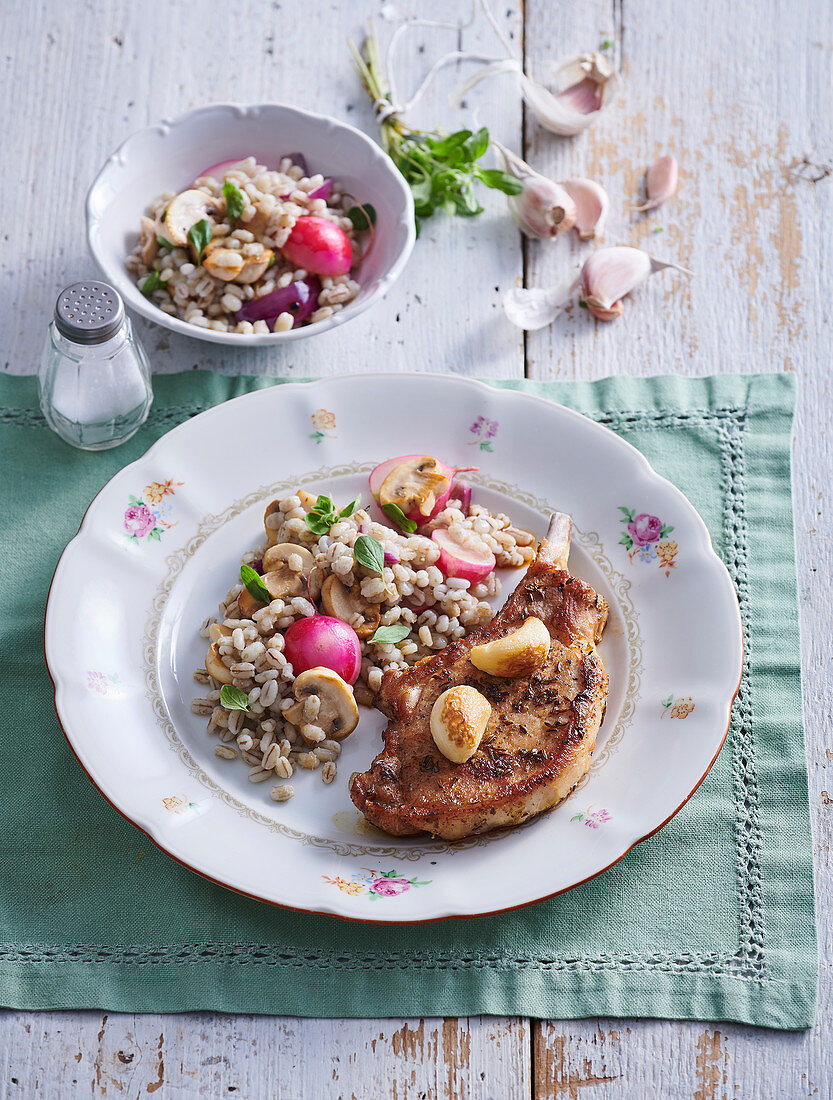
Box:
[38,281,153,450]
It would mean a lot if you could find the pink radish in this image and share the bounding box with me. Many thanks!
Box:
[369,454,479,525]
[432,528,496,585]
[191,158,249,185]
[281,216,353,276]
[283,615,361,684]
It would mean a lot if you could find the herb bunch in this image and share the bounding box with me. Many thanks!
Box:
[304,494,360,537]
[349,22,522,223]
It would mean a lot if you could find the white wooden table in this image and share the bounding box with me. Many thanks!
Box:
[2,0,830,1095]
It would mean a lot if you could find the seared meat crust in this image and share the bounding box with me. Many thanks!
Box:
[350,538,609,840]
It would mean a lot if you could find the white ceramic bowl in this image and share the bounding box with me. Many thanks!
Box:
[86,103,415,346]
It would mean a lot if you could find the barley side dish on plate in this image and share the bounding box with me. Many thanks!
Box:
[192,454,537,803]
[127,154,369,334]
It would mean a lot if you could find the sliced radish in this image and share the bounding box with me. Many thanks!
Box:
[370,454,480,525]
[192,158,249,184]
[432,527,496,584]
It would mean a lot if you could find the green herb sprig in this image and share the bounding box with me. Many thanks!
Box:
[220,684,250,712]
[140,270,167,295]
[370,623,410,644]
[223,179,245,221]
[188,218,212,262]
[381,502,418,534]
[346,203,376,230]
[305,495,360,536]
[349,23,522,224]
[240,564,272,605]
[354,534,385,575]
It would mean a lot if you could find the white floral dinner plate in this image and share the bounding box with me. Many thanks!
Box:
[45,374,742,922]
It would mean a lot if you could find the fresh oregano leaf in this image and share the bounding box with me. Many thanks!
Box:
[370,624,410,644]
[156,235,173,249]
[353,534,384,575]
[346,204,377,230]
[475,168,524,196]
[382,502,418,534]
[240,564,272,604]
[338,497,360,518]
[223,178,245,221]
[140,270,167,295]
[188,218,213,261]
[220,684,250,712]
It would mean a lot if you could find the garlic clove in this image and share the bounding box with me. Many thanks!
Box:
[580,247,692,315]
[635,155,678,212]
[504,274,581,330]
[586,300,625,322]
[526,52,620,136]
[561,179,609,239]
[494,141,577,239]
[451,52,619,139]
[581,247,653,312]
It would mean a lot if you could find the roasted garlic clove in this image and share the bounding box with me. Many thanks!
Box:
[430,685,491,763]
[470,616,551,678]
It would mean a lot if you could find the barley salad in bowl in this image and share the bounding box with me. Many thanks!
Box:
[86,103,415,346]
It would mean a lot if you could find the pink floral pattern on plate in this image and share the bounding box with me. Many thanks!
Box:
[661,694,695,719]
[86,671,123,697]
[310,408,337,444]
[468,416,498,452]
[570,807,612,828]
[124,479,183,544]
[618,506,678,576]
[322,868,432,900]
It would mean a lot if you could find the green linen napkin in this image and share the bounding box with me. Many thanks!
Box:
[0,370,816,1028]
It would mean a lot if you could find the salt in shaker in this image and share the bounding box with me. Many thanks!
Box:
[38,281,152,450]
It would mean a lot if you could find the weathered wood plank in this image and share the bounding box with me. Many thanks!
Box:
[0,0,524,381]
[524,0,832,1095]
[0,1012,532,1099]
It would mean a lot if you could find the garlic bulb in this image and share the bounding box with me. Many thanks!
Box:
[561,179,609,239]
[503,247,692,330]
[451,52,619,138]
[635,155,679,212]
[494,142,577,239]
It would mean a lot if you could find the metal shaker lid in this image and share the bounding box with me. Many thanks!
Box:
[54,281,125,344]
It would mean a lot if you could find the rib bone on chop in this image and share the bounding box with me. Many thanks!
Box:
[350,513,609,840]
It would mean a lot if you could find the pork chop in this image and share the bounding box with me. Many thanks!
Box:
[350,513,609,840]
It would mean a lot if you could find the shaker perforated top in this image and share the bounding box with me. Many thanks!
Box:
[54,281,125,344]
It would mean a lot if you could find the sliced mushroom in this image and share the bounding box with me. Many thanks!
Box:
[297,489,318,513]
[283,699,305,727]
[321,574,380,639]
[262,567,305,601]
[205,643,233,685]
[232,245,274,284]
[140,216,159,267]
[263,500,282,546]
[203,247,246,282]
[163,189,219,246]
[262,542,315,574]
[292,667,359,741]
[208,622,232,644]
[430,685,491,763]
[379,456,450,518]
[470,617,551,678]
[307,565,325,602]
[237,586,265,618]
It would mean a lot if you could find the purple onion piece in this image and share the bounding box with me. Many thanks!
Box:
[251,558,264,575]
[383,550,400,564]
[235,276,320,328]
[279,191,293,200]
[449,480,472,516]
[308,179,333,201]
[283,152,309,176]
